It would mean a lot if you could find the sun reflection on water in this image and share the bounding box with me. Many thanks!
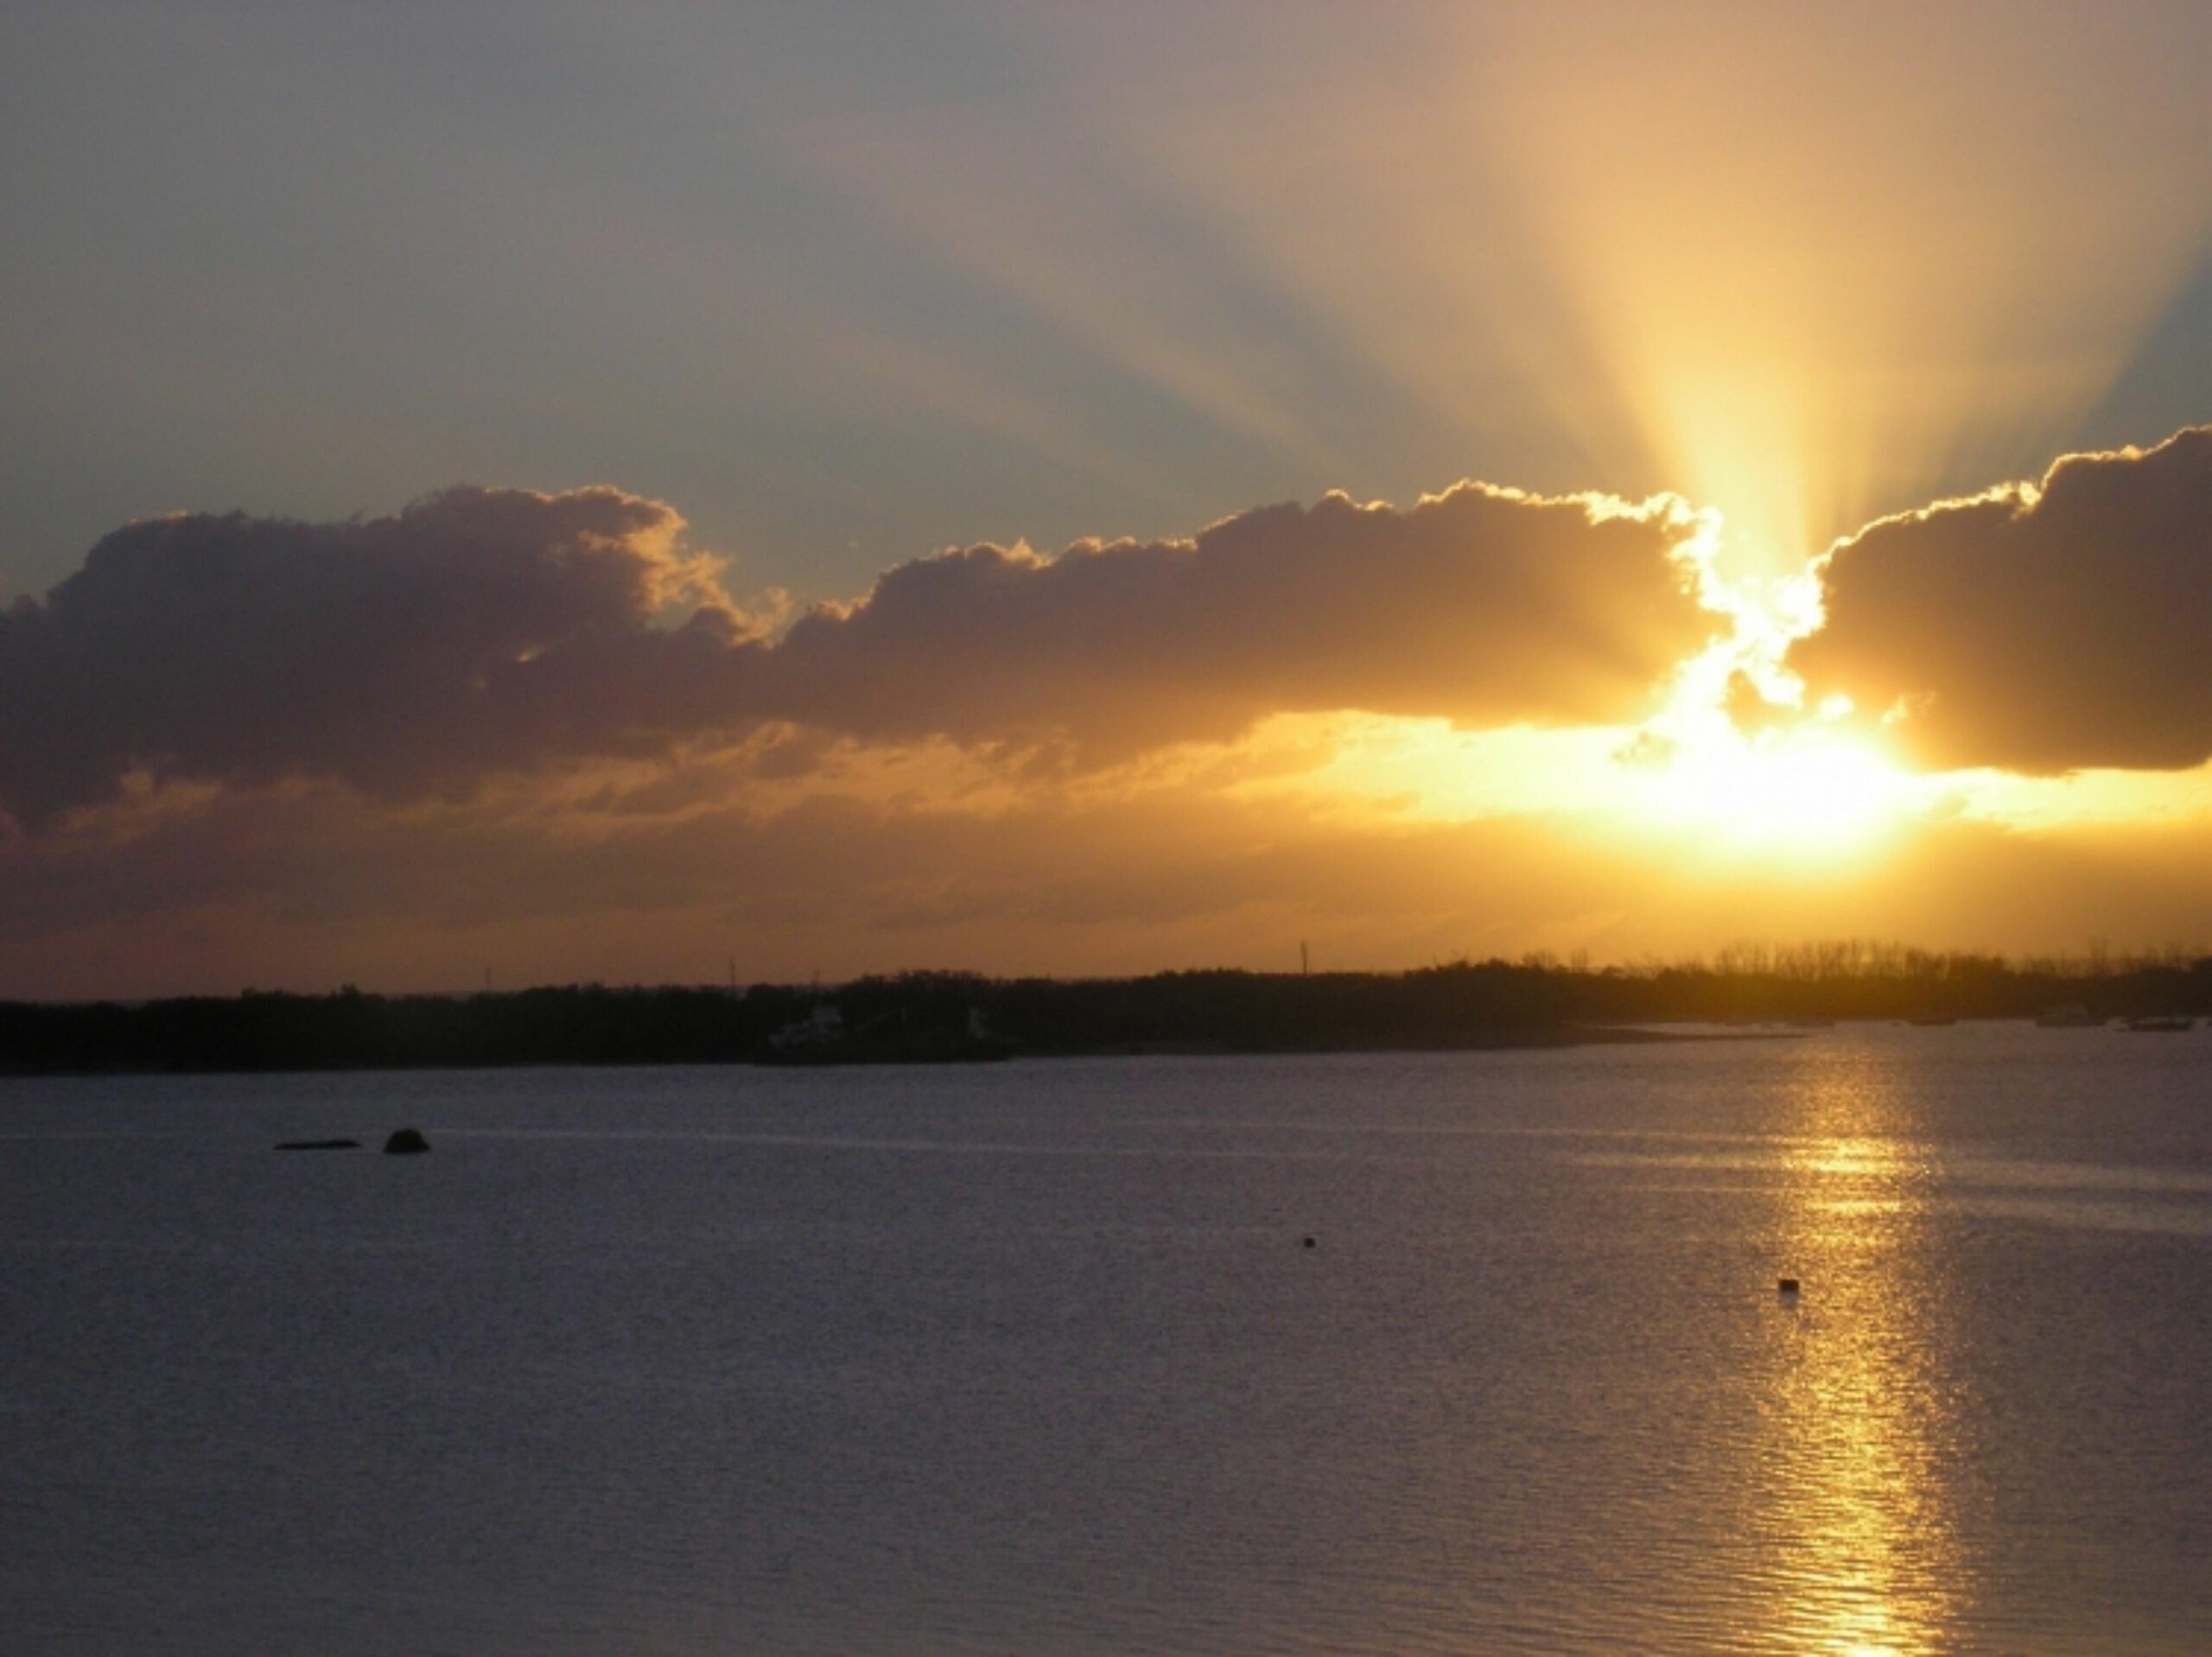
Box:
[1756,1044,1967,1655]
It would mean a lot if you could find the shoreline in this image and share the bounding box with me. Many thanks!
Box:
[5,963,2197,1077]
[0,1023,1809,1078]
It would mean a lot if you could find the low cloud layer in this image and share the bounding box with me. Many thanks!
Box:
[0,479,1713,827]
[0,486,753,826]
[10,436,2210,999]
[6,750,2211,1001]
[768,486,1713,752]
[1796,428,2212,773]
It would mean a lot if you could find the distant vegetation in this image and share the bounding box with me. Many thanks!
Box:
[2,943,2208,1074]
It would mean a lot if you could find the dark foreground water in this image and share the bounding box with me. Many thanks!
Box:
[3,1025,2208,1654]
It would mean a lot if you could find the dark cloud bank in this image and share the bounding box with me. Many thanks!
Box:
[1797,426,2212,773]
[0,479,1712,828]
[5,426,2205,839]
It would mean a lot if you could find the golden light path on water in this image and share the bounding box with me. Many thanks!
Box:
[1752,1043,1965,1654]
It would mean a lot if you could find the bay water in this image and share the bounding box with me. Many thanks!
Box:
[3,1025,2208,1654]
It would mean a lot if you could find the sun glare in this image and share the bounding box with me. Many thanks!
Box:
[1604,503,1921,858]
[1628,721,1915,856]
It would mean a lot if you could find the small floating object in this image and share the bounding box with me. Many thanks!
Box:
[382,1128,431,1156]
[1777,1277,1801,1298]
[1302,1235,1317,1248]
[275,1138,360,1152]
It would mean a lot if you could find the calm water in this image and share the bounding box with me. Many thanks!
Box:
[3,1025,2208,1654]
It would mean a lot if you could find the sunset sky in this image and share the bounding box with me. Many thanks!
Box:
[3,3,2210,999]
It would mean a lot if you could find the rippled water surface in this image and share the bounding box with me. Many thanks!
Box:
[4,1025,2209,1654]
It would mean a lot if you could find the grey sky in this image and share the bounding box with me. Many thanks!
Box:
[4,2,2208,604]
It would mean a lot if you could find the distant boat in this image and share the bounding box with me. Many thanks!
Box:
[2122,1015,2195,1033]
[2033,1003,2101,1027]
[766,1001,849,1057]
[757,1002,1016,1065]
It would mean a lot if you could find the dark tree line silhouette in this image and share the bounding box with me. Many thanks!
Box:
[2,945,2207,1074]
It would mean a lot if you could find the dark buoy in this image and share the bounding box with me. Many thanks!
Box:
[275,1139,361,1152]
[1302,1235,1317,1248]
[1777,1276,1801,1298]
[383,1127,431,1156]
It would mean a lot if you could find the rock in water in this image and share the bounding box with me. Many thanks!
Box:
[382,1128,431,1155]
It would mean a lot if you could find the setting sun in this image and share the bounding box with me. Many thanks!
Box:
[1626,722,1916,856]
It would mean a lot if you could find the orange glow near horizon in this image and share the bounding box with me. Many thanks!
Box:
[1623,720,1916,858]
[1282,708,1922,868]
[1281,491,1925,864]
